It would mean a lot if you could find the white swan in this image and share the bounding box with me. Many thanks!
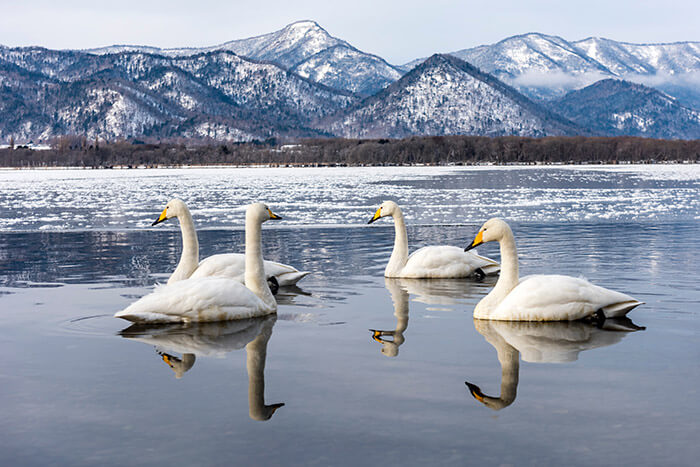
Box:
[152,198,309,286]
[115,203,280,323]
[465,218,643,321]
[367,201,500,278]
[465,318,644,410]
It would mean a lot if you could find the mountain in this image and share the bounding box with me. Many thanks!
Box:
[404,34,700,106]
[2,23,698,143]
[549,79,700,139]
[321,54,582,139]
[0,46,357,142]
[86,21,402,96]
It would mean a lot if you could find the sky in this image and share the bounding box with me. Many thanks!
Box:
[1,0,698,64]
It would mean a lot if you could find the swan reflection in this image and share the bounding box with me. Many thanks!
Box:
[370,278,486,357]
[120,315,284,421]
[370,279,410,357]
[465,318,645,410]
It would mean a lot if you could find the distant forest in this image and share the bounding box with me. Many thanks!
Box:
[1,135,698,168]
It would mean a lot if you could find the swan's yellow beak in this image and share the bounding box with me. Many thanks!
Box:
[367,207,382,224]
[465,230,483,251]
[161,353,175,368]
[152,207,168,226]
[268,209,282,220]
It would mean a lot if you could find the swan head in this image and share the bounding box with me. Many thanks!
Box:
[247,202,282,224]
[465,381,512,410]
[465,218,512,251]
[367,200,400,224]
[152,198,189,226]
[159,352,196,379]
[370,329,404,357]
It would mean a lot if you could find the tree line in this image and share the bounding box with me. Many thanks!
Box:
[1,135,698,168]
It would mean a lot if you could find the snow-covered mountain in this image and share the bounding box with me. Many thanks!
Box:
[405,34,700,107]
[86,21,402,96]
[321,54,581,139]
[2,22,698,143]
[0,46,356,142]
[549,79,700,139]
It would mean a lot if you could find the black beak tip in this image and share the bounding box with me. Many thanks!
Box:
[465,381,480,394]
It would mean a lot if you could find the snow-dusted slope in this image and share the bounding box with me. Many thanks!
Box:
[291,45,402,96]
[574,38,700,75]
[403,34,700,106]
[323,54,581,138]
[0,47,357,142]
[550,79,700,139]
[85,20,402,96]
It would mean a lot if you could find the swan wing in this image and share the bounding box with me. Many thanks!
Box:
[115,277,274,323]
[401,245,499,278]
[491,275,642,321]
[192,254,309,286]
[191,254,246,281]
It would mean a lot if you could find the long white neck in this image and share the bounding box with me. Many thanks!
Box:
[245,214,275,310]
[168,209,199,284]
[246,318,277,421]
[475,227,520,318]
[385,208,409,277]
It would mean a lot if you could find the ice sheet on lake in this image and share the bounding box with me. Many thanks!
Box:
[0,164,698,231]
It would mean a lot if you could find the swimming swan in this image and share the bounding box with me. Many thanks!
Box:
[465,218,643,321]
[115,203,281,323]
[152,198,309,286]
[368,201,499,278]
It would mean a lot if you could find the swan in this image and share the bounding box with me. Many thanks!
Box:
[152,198,309,286]
[119,315,284,420]
[465,318,644,410]
[367,201,500,279]
[115,203,281,323]
[465,218,643,321]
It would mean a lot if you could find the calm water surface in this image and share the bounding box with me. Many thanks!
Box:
[1,166,699,466]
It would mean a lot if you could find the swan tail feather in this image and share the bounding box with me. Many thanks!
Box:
[601,300,644,318]
[276,271,310,286]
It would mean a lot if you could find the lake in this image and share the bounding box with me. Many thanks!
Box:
[1,165,699,466]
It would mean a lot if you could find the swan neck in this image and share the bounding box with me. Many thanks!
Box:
[386,209,409,276]
[496,343,520,407]
[491,229,520,301]
[169,209,199,283]
[246,321,273,421]
[245,216,275,309]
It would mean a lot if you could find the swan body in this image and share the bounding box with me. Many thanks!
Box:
[152,199,309,286]
[465,218,643,321]
[116,203,280,323]
[368,201,499,278]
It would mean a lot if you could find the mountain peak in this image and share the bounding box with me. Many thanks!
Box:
[284,20,323,31]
